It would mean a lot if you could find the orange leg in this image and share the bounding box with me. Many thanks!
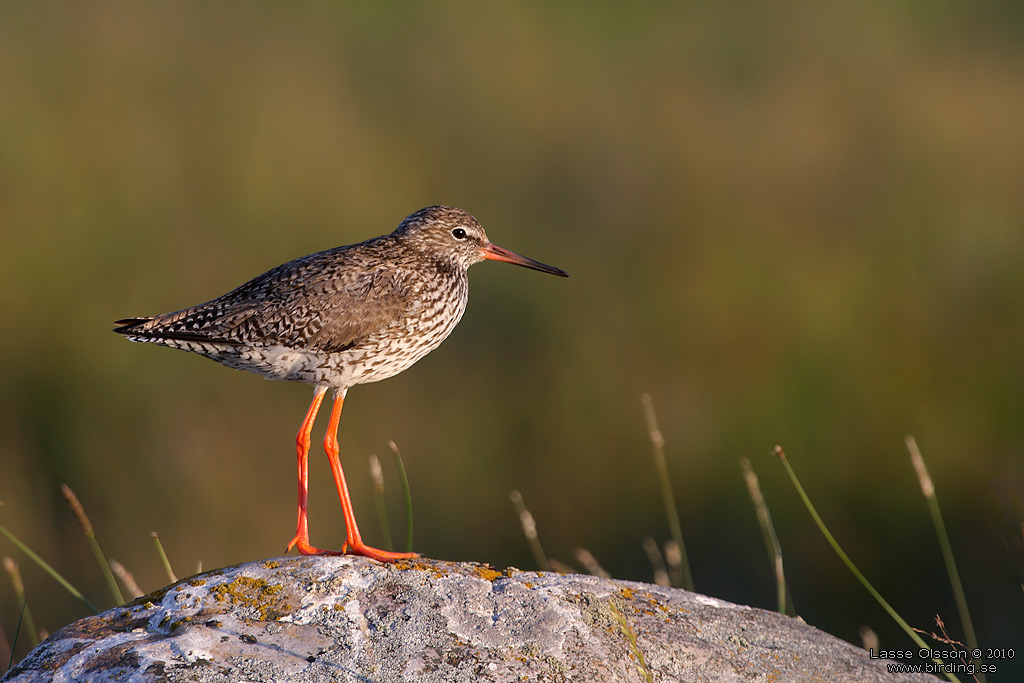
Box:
[286,386,342,556]
[323,391,417,562]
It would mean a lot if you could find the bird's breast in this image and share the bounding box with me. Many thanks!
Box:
[334,275,469,388]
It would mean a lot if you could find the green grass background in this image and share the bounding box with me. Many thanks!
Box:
[1,0,1021,672]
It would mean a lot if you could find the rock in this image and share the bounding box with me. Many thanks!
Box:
[3,556,935,682]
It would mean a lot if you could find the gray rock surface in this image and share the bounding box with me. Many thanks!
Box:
[3,556,935,682]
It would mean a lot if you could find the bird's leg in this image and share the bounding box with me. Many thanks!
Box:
[323,390,418,562]
[287,386,342,556]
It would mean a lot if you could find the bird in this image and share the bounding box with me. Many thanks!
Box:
[114,206,568,562]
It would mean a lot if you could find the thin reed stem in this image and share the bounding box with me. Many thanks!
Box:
[0,523,98,614]
[905,436,980,674]
[109,559,144,600]
[574,548,610,578]
[663,540,686,592]
[510,489,549,571]
[368,455,394,551]
[388,441,414,554]
[641,537,669,587]
[151,532,177,584]
[3,558,39,647]
[740,458,789,614]
[640,393,693,590]
[8,597,28,672]
[774,445,960,683]
[609,602,654,683]
[60,484,123,606]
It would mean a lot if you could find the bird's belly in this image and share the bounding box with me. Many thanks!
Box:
[187,289,468,390]
[201,345,345,386]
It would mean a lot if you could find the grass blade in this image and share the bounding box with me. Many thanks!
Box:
[774,445,960,683]
[640,393,693,590]
[0,523,98,614]
[574,548,610,578]
[609,601,654,683]
[151,532,177,584]
[740,458,790,614]
[548,558,575,574]
[905,436,980,678]
[388,441,414,554]
[860,626,879,653]
[60,484,123,606]
[3,558,39,648]
[641,537,669,587]
[663,540,687,589]
[7,597,28,672]
[368,455,394,551]
[108,558,145,600]
[510,489,549,571]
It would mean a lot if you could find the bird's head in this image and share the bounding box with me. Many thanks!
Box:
[394,206,568,277]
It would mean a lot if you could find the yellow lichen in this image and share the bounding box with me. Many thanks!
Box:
[210,576,289,620]
[169,615,194,630]
[472,566,502,582]
[394,559,449,578]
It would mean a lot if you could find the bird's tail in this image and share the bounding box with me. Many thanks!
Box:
[112,317,154,334]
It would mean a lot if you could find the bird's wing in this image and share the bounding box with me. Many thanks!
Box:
[114,248,414,353]
[283,263,413,353]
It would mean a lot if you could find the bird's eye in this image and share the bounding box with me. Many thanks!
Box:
[451,228,467,240]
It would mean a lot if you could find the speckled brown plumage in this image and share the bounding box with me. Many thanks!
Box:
[114,205,567,562]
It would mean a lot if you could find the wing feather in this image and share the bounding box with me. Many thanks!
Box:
[113,243,412,353]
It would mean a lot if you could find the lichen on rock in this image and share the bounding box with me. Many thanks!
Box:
[2,556,935,682]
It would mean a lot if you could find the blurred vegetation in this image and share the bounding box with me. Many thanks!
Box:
[0,0,1021,673]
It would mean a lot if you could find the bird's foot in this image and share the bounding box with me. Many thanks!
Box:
[287,535,346,556]
[345,541,418,563]
[287,533,416,562]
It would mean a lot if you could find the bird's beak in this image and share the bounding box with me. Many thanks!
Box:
[480,243,569,277]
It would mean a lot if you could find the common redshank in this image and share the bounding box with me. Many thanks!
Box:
[114,206,567,562]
